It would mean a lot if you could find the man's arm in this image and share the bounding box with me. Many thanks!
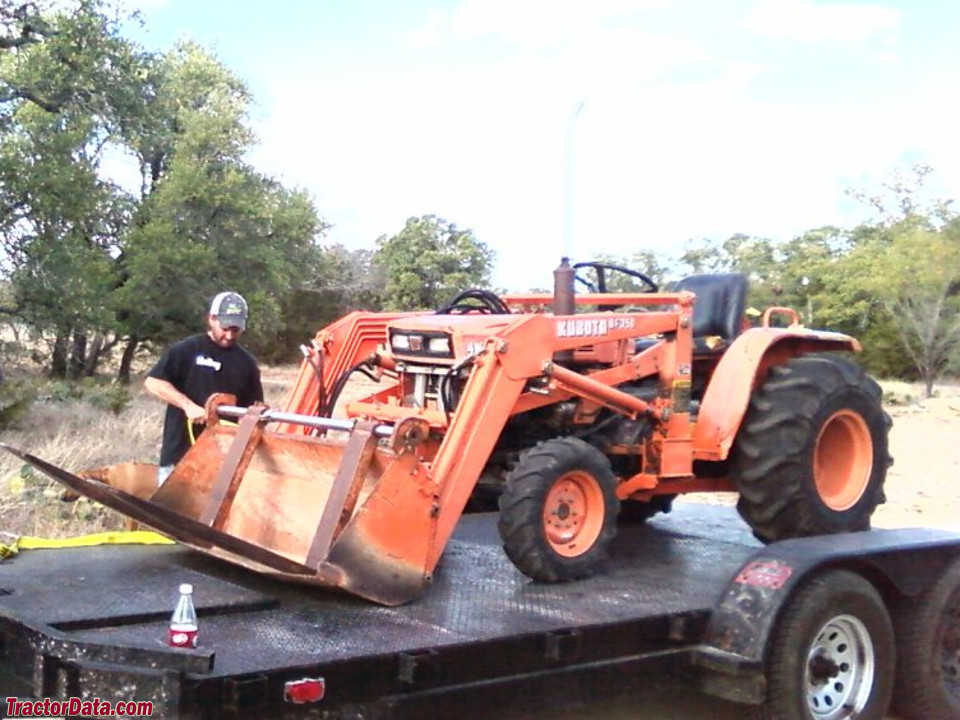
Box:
[143,376,207,423]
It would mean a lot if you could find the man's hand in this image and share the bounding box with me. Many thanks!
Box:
[183,401,206,423]
[144,377,206,422]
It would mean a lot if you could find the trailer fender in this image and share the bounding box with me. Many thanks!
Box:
[692,327,860,461]
[694,527,960,704]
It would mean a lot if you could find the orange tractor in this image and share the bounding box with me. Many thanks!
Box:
[11,259,891,605]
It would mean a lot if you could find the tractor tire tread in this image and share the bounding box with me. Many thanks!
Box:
[733,354,891,542]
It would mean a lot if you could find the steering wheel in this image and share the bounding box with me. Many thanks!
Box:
[572,261,659,294]
[436,288,511,315]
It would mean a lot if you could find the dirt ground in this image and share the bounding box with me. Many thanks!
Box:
[872,393,960,532]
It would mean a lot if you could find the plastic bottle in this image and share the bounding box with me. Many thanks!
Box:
[168,583,199,648]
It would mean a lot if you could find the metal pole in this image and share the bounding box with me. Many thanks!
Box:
[216,405,395,437]
[562,100,586,259]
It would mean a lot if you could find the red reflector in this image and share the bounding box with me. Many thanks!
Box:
[284,677,326,704]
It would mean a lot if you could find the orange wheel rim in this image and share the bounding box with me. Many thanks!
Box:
[542,470,605,558]
[814,410,873,511]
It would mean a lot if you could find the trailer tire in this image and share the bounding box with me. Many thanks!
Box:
[732,355,890,543]
[498,437,619,582]
[757,569,894,720]
[891,556,960,720]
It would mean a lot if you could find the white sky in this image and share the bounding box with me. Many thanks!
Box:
[125,0,960,290]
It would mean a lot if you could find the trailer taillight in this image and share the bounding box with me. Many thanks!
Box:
[284,677,325,704]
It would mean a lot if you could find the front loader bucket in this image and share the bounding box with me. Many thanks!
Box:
[0,416,440,606]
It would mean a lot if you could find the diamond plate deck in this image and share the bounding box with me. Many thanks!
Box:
[0,504,761,678]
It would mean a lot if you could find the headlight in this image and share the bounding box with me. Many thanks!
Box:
[389,331,453,357]
[427,337,451,354]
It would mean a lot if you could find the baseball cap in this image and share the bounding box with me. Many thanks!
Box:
[209,291,248,330]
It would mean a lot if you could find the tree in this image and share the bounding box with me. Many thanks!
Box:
[0,14,328,380]
[1,0,139,119]
[0,0,140,378]
[834,166,960,395]
[0,107,131,377]
[373,215,494,310]
[114,43,326,376]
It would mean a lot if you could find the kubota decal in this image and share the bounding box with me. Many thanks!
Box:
[556,317,635,339]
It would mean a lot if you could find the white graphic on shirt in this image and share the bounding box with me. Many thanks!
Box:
[195,355,222,372]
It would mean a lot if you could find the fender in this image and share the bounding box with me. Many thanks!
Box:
[692,327,860,461]
[694,527,960,704]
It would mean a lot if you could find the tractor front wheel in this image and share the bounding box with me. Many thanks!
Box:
[732,355,890,543]
[498,437,619,582]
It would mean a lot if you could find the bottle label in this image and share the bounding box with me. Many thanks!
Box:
[168,623,198,648]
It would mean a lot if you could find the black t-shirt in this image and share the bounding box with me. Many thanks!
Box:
[147,333,264,466]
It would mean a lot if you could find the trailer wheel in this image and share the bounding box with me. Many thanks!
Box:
[757,569,894,720]
[892,556,960,720]
[498,438,619,582]
[732,355,890,542]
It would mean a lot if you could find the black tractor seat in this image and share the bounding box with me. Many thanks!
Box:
[635,273,748,354]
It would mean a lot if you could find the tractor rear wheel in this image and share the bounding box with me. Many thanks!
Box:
[497,437,619,582]
[732,355,890,543]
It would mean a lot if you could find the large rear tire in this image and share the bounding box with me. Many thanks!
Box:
[892,556,960,720]
[497,437,619,582]
[732,355,890,543]
[755,569,895,720]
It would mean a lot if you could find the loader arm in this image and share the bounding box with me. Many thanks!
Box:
[424,309,691,566]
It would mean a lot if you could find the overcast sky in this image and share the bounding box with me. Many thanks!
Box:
[125,0,960,290]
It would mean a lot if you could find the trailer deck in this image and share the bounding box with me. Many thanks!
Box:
[2,504,958,720]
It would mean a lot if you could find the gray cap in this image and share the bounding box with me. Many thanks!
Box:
[209,291,248,330]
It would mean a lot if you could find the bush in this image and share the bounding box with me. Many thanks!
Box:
[0,380,34,430]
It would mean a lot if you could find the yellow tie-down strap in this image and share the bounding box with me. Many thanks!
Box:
[0,530,175,560]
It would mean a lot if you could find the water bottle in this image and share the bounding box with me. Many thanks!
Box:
[168,583,198,648]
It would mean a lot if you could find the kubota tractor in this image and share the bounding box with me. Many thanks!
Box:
[8,259,891,605]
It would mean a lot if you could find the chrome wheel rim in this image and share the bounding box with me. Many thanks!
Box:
[806,614,875,719]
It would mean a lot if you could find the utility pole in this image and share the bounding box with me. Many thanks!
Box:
[562,100,586,259]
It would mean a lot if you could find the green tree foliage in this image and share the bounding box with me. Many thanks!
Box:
[0,11,328,379]
[373,215,494,311]
[114,42,326,372]
[271,245,384,361]
[0,1,138,378]
[672,167,960,392]
[830,167,960,395]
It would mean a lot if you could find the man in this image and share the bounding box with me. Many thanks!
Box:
[144,291,264,485]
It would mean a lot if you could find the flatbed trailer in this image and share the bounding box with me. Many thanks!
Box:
[1,504,959,720]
